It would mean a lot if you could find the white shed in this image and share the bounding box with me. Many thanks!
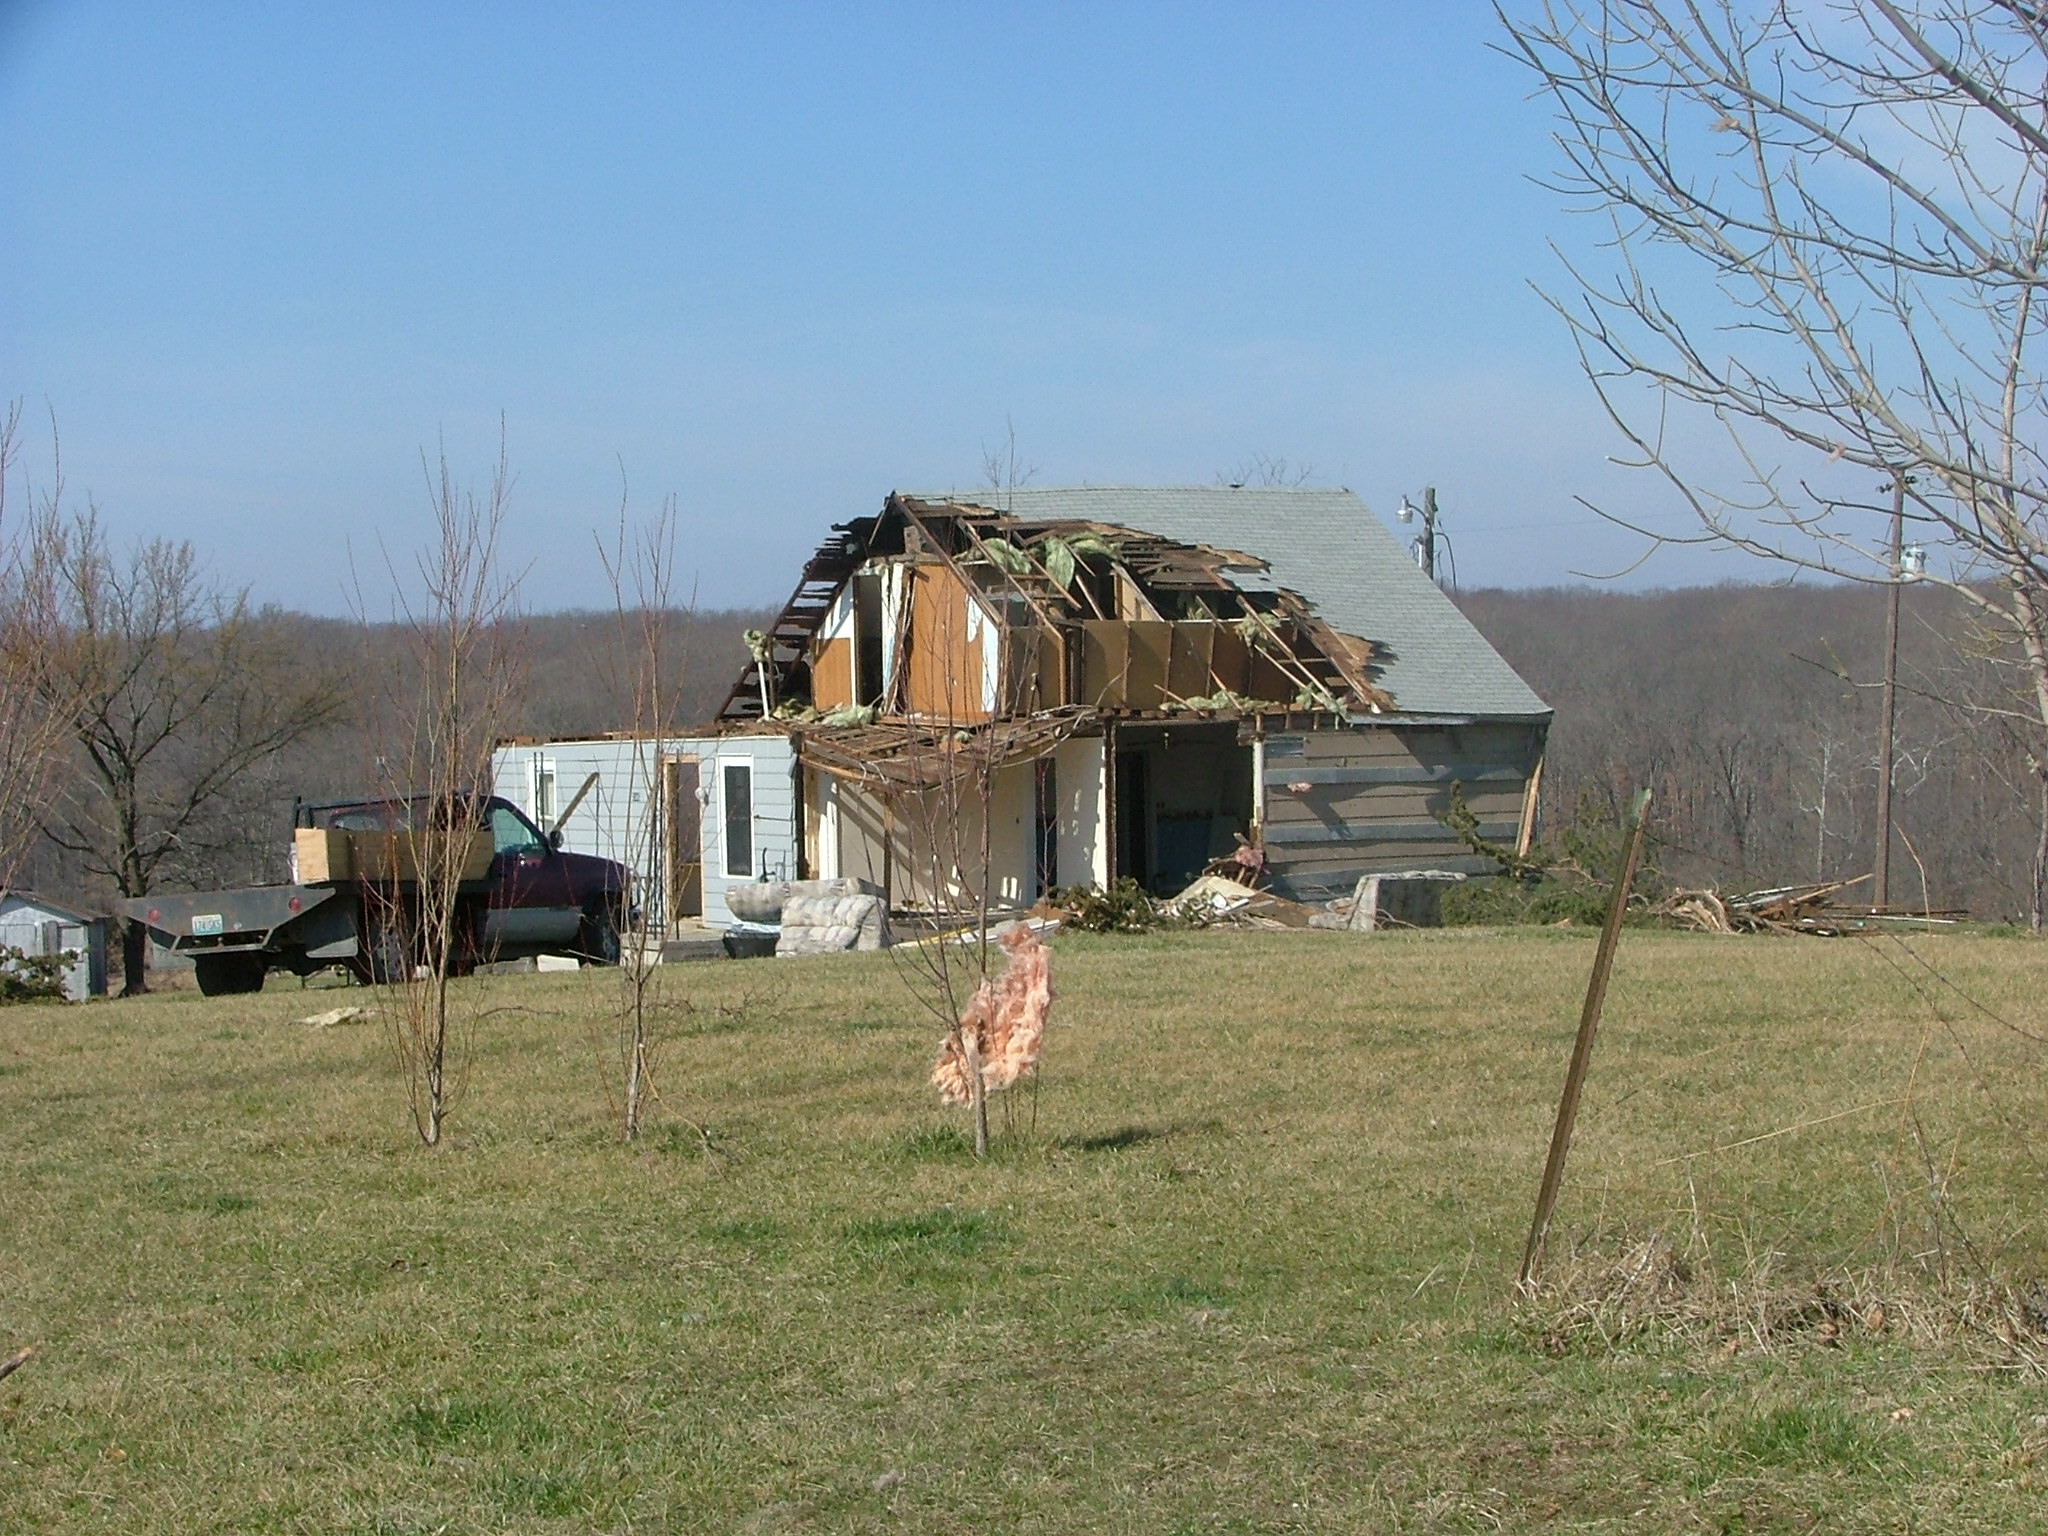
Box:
[0,891,109,1001]
[490,732,800,931]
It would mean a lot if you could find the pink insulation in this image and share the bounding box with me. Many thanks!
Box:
[931,923,1053,1107]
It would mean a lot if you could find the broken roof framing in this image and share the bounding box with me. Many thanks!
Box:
[719,493,1396,730]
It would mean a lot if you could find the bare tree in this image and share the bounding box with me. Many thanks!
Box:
[1504,0,2048,920]
[359,438,525,1147]
[36,502,346,993]
[981,416,1037,512]
[594,489,696,1141]
[1216,453,1316,488]
[0,405,75,889]
[901,741,1006,1157]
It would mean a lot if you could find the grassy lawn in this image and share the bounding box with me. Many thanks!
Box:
[3,927,2047,1533]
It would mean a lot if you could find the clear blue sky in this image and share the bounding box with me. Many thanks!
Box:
[0,1,1752,615]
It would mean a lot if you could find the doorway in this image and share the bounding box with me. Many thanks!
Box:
[1114,748,1150,889]
[661,756,702,925]
[1112,723,1254,894]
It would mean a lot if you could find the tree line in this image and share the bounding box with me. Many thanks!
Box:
[7,498,2036,944]
[1461,580,2031,921]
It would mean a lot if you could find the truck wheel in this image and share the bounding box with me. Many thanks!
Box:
[349,909,412,986]
[579,902,623,967]
[194,953,266,996]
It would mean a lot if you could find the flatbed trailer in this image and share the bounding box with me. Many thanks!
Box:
[129,877,484,995]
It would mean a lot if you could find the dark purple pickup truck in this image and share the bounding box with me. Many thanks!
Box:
[122,795,633,997]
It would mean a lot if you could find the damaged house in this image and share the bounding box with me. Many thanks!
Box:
[698,485,1552,919]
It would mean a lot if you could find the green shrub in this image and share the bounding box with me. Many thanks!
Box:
[1441,875,1615,927]
[1436,783,1660,928]
[1047,879,1171,933]
[0,945,71,1004]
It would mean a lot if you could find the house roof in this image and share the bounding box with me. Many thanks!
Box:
[907,485,1551,719]
[0,890,100,925]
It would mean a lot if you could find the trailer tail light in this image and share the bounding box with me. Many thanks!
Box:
[287,896,302,913]
[147,909,160,925]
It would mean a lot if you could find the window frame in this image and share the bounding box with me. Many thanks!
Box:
[721,758,756,879]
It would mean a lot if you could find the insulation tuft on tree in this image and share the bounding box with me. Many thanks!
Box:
[931,923,1052,1106]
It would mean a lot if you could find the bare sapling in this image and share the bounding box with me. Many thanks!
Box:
[902,741,1002,1155]
[888,529,1053,1156]
[594,489,696,1140]
[360,435,525,1147]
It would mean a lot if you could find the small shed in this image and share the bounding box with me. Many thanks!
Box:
[0,891,109,1001]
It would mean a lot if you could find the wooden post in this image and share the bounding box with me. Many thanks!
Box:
[1875,474,1906,910]
[1519,787,1652,1288]
[1515,752,1545,861]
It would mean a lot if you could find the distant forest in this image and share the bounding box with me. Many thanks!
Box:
[1462,582,2021,918]
[18,584,2035,922]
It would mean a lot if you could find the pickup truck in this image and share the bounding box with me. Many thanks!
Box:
[121,794,633,997]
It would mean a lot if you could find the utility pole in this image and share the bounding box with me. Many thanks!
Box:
[1874,473,1906,911]
[1400,487,1440,581]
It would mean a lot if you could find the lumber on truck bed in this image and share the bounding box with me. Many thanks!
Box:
[292,827,494,885]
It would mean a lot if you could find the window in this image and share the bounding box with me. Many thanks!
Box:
[723,763,754,877]
[489,805,547,858]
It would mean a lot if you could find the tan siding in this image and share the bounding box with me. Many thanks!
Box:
[904,565,985,722]
[811,638,853,711]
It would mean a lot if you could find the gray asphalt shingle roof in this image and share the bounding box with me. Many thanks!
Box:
[908,485,1550,720]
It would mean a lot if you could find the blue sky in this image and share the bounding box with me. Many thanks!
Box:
[0,1,1756,614]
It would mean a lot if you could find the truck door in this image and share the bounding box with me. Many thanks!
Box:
[483,802,583,950]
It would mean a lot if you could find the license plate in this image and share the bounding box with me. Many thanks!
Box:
[191,913,224,937]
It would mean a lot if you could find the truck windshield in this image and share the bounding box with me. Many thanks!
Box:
[489,805,547,858]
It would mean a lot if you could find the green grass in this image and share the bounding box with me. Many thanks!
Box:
[2,927,2047,1532]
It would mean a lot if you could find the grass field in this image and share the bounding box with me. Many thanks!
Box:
[4,926,2048,1533]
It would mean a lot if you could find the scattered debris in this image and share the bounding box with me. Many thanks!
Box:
[295,1005,369,1028]
[1660,874,1968,936]
[0,1344,34,1384]
[1043,880,1169,933]
[1175,875,1263,921]
[1045,871,1470,935]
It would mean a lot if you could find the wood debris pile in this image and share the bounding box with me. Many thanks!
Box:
[1660,875,1964,936]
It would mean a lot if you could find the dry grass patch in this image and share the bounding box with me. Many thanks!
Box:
[1,928,2046,1531]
